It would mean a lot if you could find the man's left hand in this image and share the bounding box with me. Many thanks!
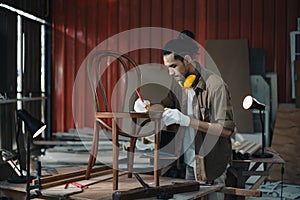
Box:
[162,108,190,126]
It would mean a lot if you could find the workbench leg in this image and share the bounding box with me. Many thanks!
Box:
[251,164,273,190]
[225,167,238,200]
[225,162,249,200]
[236,168,246,200]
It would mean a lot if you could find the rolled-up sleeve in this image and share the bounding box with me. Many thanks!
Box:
[210,80,236,132]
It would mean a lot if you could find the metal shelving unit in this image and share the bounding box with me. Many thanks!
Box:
[290,31,300,99]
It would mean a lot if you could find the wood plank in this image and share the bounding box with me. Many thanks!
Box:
[233,147,284,164]
[173,184,224,200]
[34,166,110,185]
[40,172,127,198]
[221,187,261,197]
[41,169,113,189]
[96,111,162,119]
[112,181,200,200]
[204,39,253,133]
[70,176,222,200]
[270,106,300,184]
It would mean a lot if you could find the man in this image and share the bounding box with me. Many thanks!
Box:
[135,30,235,199]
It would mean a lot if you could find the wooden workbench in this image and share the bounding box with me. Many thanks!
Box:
[0,173,224,200]
[225,147,284,200]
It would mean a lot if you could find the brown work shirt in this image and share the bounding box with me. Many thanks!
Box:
[161,63,235,181]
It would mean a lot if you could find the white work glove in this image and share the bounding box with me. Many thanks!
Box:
[162,108,190,126]
[134,98,150,113]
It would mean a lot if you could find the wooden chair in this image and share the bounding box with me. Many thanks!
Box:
[84,50,161,190]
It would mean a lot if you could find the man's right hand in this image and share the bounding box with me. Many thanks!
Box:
[134,98,150,112]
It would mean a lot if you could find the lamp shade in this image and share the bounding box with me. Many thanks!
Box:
[242,95,265,111]
[17,110,46,138]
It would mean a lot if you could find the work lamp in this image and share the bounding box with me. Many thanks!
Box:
[242,95,273,158]
[8,109,46,200]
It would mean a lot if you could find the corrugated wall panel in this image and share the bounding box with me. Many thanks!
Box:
[128,0,141,63]
[251,0,263,47]
[263,0,275,73]
[52,0,300,132]
[64,0,76,130]
[139,0,151,64]
[274,0,288,102]
[184,0,196,32]
[85,1,99,127]
[173,0,184,32]
[228,0,240,38]
[95,0,109,123]
[240,0,252,40]
[52,0,65,131]
[217,0,229,39]
[206,0,218,39]
[195,0,207,46]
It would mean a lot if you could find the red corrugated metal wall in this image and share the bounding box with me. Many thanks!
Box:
[52,0,300,132]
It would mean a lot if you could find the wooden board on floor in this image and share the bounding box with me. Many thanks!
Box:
[270,106,300,184]
[70,174,223,200]
[0,174,224,200]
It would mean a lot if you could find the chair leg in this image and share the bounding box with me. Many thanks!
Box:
[154,119,160,186]
[86,120,100,179]
[112,119,119,190]
[128,137,137,178]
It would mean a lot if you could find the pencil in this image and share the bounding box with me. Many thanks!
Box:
[135,88,144,102]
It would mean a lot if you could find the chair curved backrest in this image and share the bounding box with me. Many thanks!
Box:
[87,50,141,136]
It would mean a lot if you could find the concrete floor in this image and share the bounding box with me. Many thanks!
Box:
[248,182,300,200]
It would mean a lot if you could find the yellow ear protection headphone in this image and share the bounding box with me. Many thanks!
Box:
[178,73,200,89]
[184,74,197,88]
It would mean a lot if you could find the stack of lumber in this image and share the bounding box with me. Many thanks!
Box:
[270,106,300,184]
[232,140,261,160]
